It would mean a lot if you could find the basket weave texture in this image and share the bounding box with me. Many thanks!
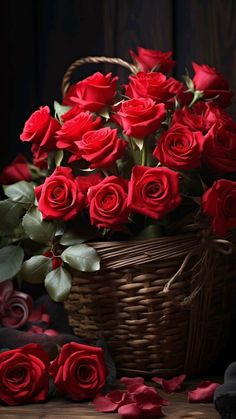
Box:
[64,231,236,377]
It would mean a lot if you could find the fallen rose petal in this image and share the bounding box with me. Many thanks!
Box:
[152,374,186,392]
[120,377,145,389]
[188,380,220,403]
[93,393,119,412]
[28,305,50,325]
[132,384,169,407]
[118,403,142,419]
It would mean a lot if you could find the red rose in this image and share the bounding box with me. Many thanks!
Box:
[153,123,204,170]
[20,106,60,150]
[56,111,102,154]
[87,176,129,230]
[75,173,103,199]
[0,280,33,329]
[128,166,181,219]
[49,342,107,401]
[125,72,182,107]
[192,62,233,108]
[35,167,84,221]
[172,103,236,135]
[31,144,48,169]
[202,124,236,174]
[0,155,32,184]
[63,72,118,112]
[202,179,236,236]
[74,127,127,168]
[61,104,84,122]
[116,98,166,138]
[130,47,175,73]
[0,343,49,405]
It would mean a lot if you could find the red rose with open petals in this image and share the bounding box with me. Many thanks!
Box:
[87,176,129,230]
[35,167,85,221]
[0,155,32,185]
[130,47,175,73]
[116,98,166,139]
[202,123,236,174]
[128,166,181,219]
[125,72,182,107]
[0,343,49,405]
[63,72,118,112]
[20,106,60,150]
[74,127,127,168]
[192,62,233,108]
[202,179,236,236]
[153,123,204,170]
[56,111,102,153]
[49,342,107,401]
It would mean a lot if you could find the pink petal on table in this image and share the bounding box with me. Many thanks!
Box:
[188,380,220,403]
[118,403,142,419]
[152,374,187,392]
[120,377,145,389]
[93,393,119,412]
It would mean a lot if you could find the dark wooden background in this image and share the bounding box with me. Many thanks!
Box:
[1,0,236,169]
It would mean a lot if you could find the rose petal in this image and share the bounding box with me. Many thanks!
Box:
[93,393,119,412]
[152,374,186,392]
[188,380,220,403]
[118,403,142,419]
[120,377,145,389]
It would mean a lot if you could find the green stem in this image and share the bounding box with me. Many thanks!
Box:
[141,143,147,166]
[188,90,204,108]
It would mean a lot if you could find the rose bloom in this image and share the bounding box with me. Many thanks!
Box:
[172,102,236,136]
[202,179,236,236]
[0,155,32,184]
[35,167,85,221]
[125,72,182,107]
[116,98,166,138]
[128,165,181,219]
[20,106,60,150]
[87,176,129,230]
[130,46,175,73]
[63,72,118,112]
[202,123,236,174]
[192,62,233,108]
[49,342,107,401]
[73,127,127,168]
[61,104,84,122]
[56,111,102,154]
[0,343,49,405]
[153,123,204,171]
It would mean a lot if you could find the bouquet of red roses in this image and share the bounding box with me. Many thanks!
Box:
[0,46,235,302]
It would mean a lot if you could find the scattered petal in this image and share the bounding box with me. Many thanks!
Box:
[118,403,142,419]
[120,377,145,389]
[152,374,187,392]
[188,380,220,403]
[93,393,118,412]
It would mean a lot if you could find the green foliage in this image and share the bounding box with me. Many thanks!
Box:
[0,245,24,282]
[61,244,100,272]
[45,266,72,302]
[22,207,56,243]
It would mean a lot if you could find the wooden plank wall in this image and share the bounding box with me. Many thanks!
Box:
[103,0,236,116]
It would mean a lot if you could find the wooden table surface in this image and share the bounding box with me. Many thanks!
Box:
[0,382,221,419]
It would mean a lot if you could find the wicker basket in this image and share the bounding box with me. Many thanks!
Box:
[62,57,236,377]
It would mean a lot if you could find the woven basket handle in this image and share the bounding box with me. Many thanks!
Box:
[61,56,137,96]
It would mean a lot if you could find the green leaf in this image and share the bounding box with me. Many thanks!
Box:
[131,137,144,151]
[60,230,94,246]
[98,108,110,121]
[3,181,35,204]
[45,266,72,302]
[55,150,64,167]
[61,244,100,272]
[0,200,26,233]
[19,255,52,283]
[54,100,71,122]
[0,245,24,282]
[22,207,56,243]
